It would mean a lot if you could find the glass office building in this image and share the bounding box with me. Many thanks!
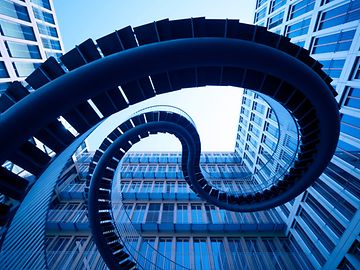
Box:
[242,0,360,268]
[0,0,64,93]
[44,149,313,269]
[0,0,64,235]
[0,0,360,269]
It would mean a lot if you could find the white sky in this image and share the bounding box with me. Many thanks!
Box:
[54,0,257,151]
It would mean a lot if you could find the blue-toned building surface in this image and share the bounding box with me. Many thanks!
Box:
[44,150,312,269]
[0,0,64,235]
[0,0,359,269]
[247,0,360,268]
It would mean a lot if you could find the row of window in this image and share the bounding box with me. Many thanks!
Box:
[312,178,356,220]
[304,192,346,238]
[0,59,40,78]
[298,206,335,252]
[119,178,265,194]
[256,0,360,39]
[324,162,360,199]
[49,199,284,225]
[46,234,313,270]
[123,152,239,164]
[46,235,104,270]
[120,163,245,177]
[293,221,327,266]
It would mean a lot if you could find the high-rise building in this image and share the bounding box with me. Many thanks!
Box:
[43,149,314,269]
[0,0,64,234]
[0,0,64,94]
[0,0,359,269]
[237,0,360,268]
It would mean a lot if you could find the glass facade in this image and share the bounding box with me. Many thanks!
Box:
[0,0,64,241]
[244,0,360,268]
[0,0,360,269]
[0,0,64,94]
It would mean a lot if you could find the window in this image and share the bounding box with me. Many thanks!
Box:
[156,238,172,269]
[0,82,10,93]
[191,204,204,223]
[5,41,41,59]
[33,7,55,24]
[280,150,292,164]
[146,203,160,222]
[12,62,40,77]
[318,0,360,30]
[267,108,277,121]
[137,238,155,268]
[257,0,268,8]
[37,22,58,37]
[252,101,265,114]
[335,139,360,168]
[305,193,345,237]
[129,181,141,192]
[0,0,30,22]
[271,0,286,13]
[161,204,174,223]
[153,181,163,192]
[141,181,152,192]
[294,222,326,266]
[0,62,9,78]
[245,238,269,267]
[313,179,356,220]
[284,134,298,151]
[121,181,130,192]
[210,238,230,269]
[255,7,267,22]
[289,0,315,19]
[262,135,276,150]
[344,88,360,110]
[177,203,188,223]
[319,59,345,79]
[177,181,187,192]
[264,122,278,137]
[46,236,71,267]
[193,238,211,270]
[280,204,290,217]
[31,0,51,10]
[268,11,284,29]
[294,40,306,47]
[205,204,219,224]
[284,237,315,269]
[341,114,360,140]
[312,30,355,54]
[286,18,311,38]
[166,181,175,193]
[250,112,263,126]
[0,19,36,41]
[131,203,146,223]
[175,238,190,269]
[300,208,335,252]
[351,57,360,80]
